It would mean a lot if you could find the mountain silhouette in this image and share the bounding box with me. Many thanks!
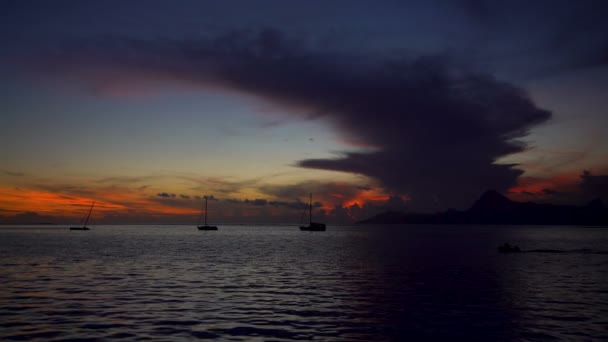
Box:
[359,190,608,226]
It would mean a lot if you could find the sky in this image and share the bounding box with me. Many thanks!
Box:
[1,0,607,224]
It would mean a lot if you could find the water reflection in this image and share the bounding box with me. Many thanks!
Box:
[0,225,607,340]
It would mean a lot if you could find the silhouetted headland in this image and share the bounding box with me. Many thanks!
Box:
[359,190,608,226]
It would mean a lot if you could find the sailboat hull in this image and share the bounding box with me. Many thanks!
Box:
[69,227,90,231]
[300,222,326,231]
[197,225,218,230]
[70,201,95,231]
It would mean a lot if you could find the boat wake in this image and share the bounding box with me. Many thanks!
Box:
[523,249,608,254]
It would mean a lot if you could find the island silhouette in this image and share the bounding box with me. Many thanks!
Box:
[359,190,608,226]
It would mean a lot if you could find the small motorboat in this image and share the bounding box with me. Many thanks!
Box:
[498,243,521,253]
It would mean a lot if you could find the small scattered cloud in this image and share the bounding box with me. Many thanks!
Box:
[157,192,175,198]
[246,198,268,206]
[268,200,309,210]
[541,188,565,196]
[95,175,159,184]
[1,169,25,177]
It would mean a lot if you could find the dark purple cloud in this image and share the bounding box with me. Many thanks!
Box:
[20,29,552,210]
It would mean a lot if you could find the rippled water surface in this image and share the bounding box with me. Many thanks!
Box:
[1,225,608,341]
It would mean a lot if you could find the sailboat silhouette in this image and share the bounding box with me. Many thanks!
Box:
[70,201,95,231]
[300,193,326,231]
[198,196,218,230]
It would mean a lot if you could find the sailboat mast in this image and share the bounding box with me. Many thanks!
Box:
[205,196,208,225]
[309,193,312,224]
[83,201,95,227]
[197,201,204,225]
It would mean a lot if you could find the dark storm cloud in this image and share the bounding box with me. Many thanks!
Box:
[21,28,552,210]
[179,194,190,199]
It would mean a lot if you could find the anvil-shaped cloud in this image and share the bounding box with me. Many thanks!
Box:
[18,28,551,210]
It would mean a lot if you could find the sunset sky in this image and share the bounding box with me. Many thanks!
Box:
[1,0,607,224]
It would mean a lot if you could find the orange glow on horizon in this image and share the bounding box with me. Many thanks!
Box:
[0,187,200,219]
[506,171,593,204]
[1,182,409,222]
[0,187,125,214]
[508,172,580,196]
[343,194,391,208]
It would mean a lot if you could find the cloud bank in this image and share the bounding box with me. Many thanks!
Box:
[20,28,552,210]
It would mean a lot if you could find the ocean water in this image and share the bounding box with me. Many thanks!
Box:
[1,225,607,341]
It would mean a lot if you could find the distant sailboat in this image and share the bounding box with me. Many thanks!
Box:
[198,196,218,230]
[300,193,326,231]
[70,201,95,231]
